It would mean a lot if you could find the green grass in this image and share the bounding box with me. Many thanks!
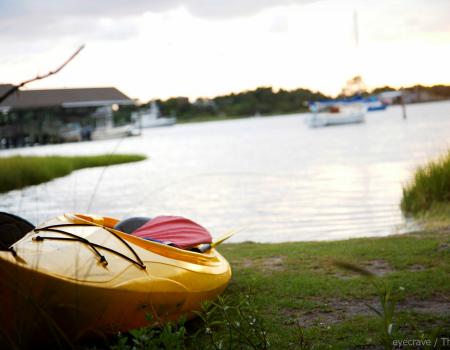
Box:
[214,232,450,348]
[401,150,450,216]
[0,154,147,193]
[110,230,450,349]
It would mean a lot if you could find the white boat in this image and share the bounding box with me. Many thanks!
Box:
[308,101,366,128]
[92,124,136,140]
[91,106,140,140]
[306,11,366,127]
[133,102,176,129]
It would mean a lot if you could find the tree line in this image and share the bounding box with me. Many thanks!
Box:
[373,84,450,99]
[143,84,450,121]
[152,87,328,121]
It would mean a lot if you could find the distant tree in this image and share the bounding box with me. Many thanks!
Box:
[429,85,450,99]
[159,97,193,118]
[371,86,397,94]
[340,75,367,97]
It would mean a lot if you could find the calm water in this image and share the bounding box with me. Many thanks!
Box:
[1,101,450,243]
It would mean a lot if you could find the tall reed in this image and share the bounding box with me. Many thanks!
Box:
[401,151,450,215]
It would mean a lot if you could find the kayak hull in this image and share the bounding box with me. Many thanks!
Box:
[0,214,231,345]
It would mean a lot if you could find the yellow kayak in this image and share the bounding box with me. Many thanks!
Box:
[0,213,231,343]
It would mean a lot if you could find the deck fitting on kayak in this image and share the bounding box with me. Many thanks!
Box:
[33,226,146,269]
[36,223,146,269]
[7,246,17,257]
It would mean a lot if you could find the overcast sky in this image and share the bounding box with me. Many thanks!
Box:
[1,0,449,101]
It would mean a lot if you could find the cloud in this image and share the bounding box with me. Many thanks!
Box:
[1,0,449,50]
[184,0,317,19]
[0,0,317,20]
[0,16,140,44]
[0,0,318,43]
[358,0,450,44]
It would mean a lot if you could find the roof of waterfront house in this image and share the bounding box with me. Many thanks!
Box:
[0,85,134,110]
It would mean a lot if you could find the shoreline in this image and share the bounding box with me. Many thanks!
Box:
[177,110,309,124]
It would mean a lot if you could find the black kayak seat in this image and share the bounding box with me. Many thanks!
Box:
[114,217,151,234]
[0,212,35,250]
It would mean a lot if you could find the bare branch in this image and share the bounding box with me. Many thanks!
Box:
[0,45,85,104]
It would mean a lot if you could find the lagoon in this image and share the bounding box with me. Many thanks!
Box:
[1,100,450,243]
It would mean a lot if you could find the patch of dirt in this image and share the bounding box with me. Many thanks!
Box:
[363,260,394,276]
[398,297,450,315]
[283,298,374,327]
[437,243,449,252]
[334,260,430,279]
[333,259,395,279]
[282,296,450,328]
[408,264,426,272]
[240,259,254,269]
[238,256,285,272]
[263,256,285,270]
[334,272,356,280]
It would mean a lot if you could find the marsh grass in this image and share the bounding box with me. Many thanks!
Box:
[401,151,450,215]
[414,202,450,231]
[0,154,146,193]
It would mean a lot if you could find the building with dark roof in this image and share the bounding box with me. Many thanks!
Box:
[0,86,133,111]
[0,85,135,148]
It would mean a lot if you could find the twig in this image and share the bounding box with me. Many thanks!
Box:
[0,45,85,104]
